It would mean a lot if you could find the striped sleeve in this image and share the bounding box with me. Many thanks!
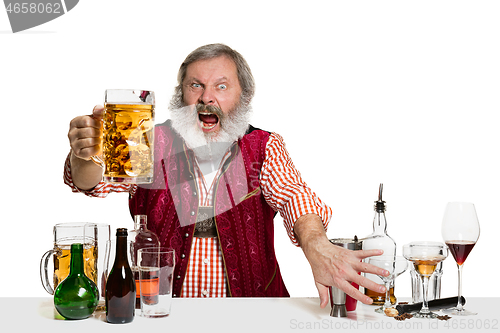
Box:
[63,152,133,197]
[259,133,332,246]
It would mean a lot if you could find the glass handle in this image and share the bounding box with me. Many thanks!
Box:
[40,250,55,295]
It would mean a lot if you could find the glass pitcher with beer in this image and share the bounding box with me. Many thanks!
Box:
[40,223,98,295]
[91,89,155,184]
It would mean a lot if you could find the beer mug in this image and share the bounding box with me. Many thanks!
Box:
[40,223,98,295]
[91,89,155,184]
[92,223,111,304]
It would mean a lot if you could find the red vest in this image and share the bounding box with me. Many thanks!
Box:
[129,120,289,297]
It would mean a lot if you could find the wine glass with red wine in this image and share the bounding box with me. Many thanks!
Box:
[441,202,480,316]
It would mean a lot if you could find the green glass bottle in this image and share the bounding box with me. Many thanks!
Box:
[54,243,98,320]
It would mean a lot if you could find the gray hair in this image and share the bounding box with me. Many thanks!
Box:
[174,44,255,105]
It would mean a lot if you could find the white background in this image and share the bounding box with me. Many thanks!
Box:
[1,0,499,300]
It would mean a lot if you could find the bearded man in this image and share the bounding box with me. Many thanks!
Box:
[65,43,388,306]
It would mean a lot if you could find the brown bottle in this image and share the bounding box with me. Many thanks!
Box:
[105,228,136,323]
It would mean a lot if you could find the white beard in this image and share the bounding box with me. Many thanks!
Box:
[168,98,252,166]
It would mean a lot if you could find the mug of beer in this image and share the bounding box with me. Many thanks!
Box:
[40,223,98,295]
[91,89,155,184]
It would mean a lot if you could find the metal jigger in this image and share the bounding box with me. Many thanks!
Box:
[329,284,347,317]
[329,237,362,318]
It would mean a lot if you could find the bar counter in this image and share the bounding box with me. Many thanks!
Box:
[1,297,498,332]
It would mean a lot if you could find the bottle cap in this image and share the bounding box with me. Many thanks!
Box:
[116,228,128,236]
[374,183,386,213]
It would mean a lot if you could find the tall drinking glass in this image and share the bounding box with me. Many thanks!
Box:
[87,223,110,308]
[441,202,480,316]
[138,247,175,318]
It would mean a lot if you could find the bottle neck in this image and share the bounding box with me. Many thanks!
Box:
[133,222,147,230]
[114,235,130,268]
[134,215,147,230]
[372,211,388,234]
[69,245,85,276]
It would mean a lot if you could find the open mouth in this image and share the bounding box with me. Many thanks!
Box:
[198,112,219,131]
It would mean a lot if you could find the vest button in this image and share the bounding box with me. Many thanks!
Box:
[190,211,195,216]
[181,254,186,259]
[193,191,197,196]
[184,233,189,238]
[176,275,181,279]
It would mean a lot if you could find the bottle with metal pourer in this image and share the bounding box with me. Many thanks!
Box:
[362,184,397,305]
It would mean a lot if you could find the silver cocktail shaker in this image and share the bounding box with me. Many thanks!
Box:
[329,237,362,317]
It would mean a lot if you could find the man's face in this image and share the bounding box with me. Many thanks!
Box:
[182,56,243,136]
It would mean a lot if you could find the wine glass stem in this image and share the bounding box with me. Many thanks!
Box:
[457,264,464,311]
[383,281,391,310]
[421,275,430,314]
